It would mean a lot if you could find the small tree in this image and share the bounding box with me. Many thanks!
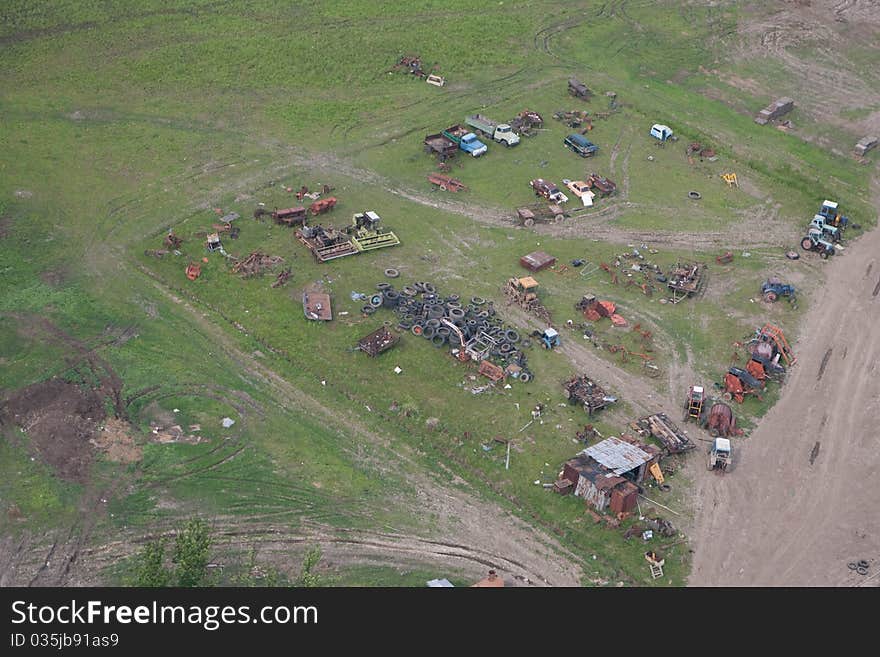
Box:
[133,539,170,588]
[172,519,212,587]
[295,546,323,587]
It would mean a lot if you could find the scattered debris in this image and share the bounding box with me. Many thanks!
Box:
[221,417,235,428]
[271,267,292,288]
[185,262,201,281]
[231,251,284,278]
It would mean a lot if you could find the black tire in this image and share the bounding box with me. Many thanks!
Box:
[383,290,400,307]
[449,307,465,320]
[857,560,869,569]
[499,342,513,353]
[505,329,520,343]
[820,251,829,260]
[362,306,375,315]
[369,294,383,308]
[857,566,869,576]
[376,282,392,291]
[688,191,701,200]
[848,562,859,570]
[471,296,486,305]
[423,282,436,294]
[384,268,400,278]
[411,323,424,336]
[431,334,446,347]
[801,238,813,251]
[402,286,417,296]
[658,484,671,492]
[422,325,436,339]
[519,371,532,383]
[426,318,441,329]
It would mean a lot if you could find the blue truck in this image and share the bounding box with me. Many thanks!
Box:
[442,124,488,157]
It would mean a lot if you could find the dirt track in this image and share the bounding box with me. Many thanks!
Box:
[688,177,880,586]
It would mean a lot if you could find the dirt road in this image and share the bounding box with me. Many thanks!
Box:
[689,179,880,586]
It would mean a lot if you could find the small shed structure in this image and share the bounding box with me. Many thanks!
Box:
[520,250,557,272]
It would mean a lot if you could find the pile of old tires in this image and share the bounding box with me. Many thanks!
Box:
[365,280,533,381]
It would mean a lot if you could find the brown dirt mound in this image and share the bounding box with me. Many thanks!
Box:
[1,377,106,482]
[90,417,142,463]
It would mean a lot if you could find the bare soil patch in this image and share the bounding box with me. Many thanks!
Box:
[1,377,106,483]
[90,417,142,464]
[688,175,880,586]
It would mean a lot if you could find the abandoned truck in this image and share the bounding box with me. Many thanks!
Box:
[442,124,488,157]
[465,114,520,147]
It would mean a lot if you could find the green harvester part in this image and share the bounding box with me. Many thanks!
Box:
[347,211,401,252]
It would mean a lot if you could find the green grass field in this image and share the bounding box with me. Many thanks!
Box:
[1,0,876,587]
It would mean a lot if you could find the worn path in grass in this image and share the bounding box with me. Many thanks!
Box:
[689,173,880,586]
[290,151,794,250]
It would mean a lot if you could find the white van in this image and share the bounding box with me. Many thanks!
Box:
[650,124,673,141]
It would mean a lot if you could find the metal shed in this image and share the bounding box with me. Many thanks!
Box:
[581,435,659,483]
[520,250,557,272]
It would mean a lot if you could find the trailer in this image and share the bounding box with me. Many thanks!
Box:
[563,374,617,417]
[358,326,399,357]
[424,132,459,160]
[272,206,308,227]
[631,413,695,454]
[427,173,467,192]
[514,203,567,226]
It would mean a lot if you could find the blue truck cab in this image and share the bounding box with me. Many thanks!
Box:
[442,124,488,157]
[459,132,488,157]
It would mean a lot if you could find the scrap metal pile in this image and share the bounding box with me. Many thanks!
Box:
[576,294,628,327]
[509,109,543,136]
[718,324,792,402]
[631,413,695,454]
[553,109,593,129]
[368,279,536,382]
[231,251,284,278]
[665,262,705,303]
[597,247,662,296]
[563,374,617,416]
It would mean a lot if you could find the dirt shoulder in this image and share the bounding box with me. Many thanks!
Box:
[688,175,880,586]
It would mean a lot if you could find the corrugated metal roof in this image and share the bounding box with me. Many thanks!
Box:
[580,436,653,475]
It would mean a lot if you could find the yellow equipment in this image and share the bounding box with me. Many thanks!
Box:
[649,462,664,485]
[721,172,738,188]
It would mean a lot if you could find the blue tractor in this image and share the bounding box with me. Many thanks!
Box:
[532,327,561,349]
[817,200,848,230]
[761,277,797,309]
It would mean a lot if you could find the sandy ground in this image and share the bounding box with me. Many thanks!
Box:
[688,177,880,586]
